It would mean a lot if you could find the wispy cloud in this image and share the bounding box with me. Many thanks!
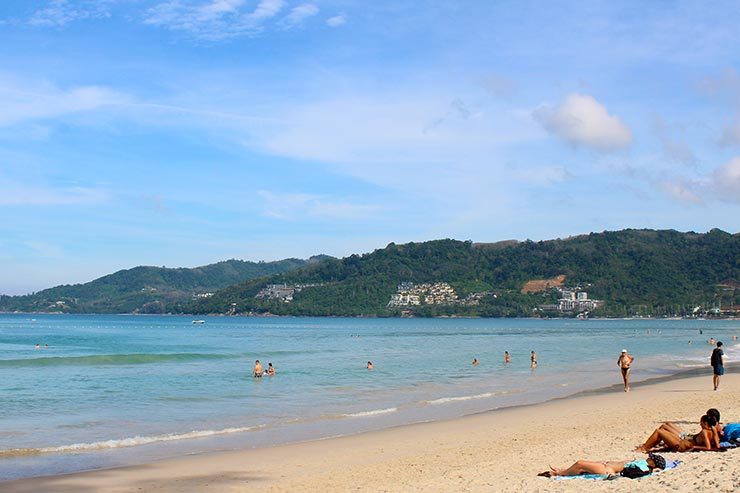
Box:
[719,121,740,147]
[533,94,632,151]
[0,75,129,127]
[710,157,740,203]
[29,0,113,27]
[653,117,697,167]
[279,3,318,29]
[257,190,380,219]
[0,181,108,206]
[482,73,516,99]
[661,180,702,205]
[326,13,345,27]
[144,0,286,40]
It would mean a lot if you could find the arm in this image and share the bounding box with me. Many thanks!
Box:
[690,430,715,451]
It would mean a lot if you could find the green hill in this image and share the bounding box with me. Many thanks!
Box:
[190,229,739,317]
[0,257,330,314]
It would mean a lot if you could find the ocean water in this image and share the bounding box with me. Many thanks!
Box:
[0,314,737,480]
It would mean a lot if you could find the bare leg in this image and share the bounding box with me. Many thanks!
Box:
[660,422,682,435]
[636,428,683,452]
[551,460,610,477]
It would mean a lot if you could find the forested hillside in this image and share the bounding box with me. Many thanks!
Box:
[0,257,328,313]
[190,229,739,317]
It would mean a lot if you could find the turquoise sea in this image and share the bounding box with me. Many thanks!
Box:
[0,314,737,480]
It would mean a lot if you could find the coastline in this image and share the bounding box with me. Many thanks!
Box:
[2,370,737,492]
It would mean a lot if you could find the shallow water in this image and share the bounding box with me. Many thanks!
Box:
[0,314,737,480]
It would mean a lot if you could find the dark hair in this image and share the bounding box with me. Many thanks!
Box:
[700,414,717,427]
[716,341,723,347]
[707,408,721,422]
[648,453,666,470]
[621,464,651,479]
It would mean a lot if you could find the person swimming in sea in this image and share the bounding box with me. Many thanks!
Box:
[504,351,510,364]
[367,361,373,370]
[253,360,263,378]
[472,358,479,366]
[266,362,275,376]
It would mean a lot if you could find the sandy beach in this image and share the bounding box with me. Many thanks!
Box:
[3,371,738,493]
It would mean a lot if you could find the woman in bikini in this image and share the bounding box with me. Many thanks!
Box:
[635,414,719,452]
[539,453,665,477]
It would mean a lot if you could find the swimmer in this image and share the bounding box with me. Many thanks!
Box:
[266,362,275,376]
[504,351,510,364]
[34,343,40,349]
[531,351,537,368]
[472,358,479,366]
[367,361,373,370]
[253,360,263,378]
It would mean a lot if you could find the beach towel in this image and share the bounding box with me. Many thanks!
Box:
[551,460,681,481]
[722,423,740,442]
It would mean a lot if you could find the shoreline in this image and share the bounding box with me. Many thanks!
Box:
[2,369,737,492]
[2,311,738,321]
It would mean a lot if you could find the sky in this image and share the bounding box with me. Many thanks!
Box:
[1,0,739,294]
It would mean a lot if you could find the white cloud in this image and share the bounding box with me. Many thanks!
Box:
[710,157,740,203]
[280,3,318,29]
[144,0,286,40]
[653,117,697,166]
[0,181,108,206]
[482,73,516,98]
[29,0,112,27]
[533,93,633,151]
[0,75,128,126]
[257,190,379,219]
[661,180,702,205]
[719,122,740,147]
[326,14,345,27]
[513,165,572,186]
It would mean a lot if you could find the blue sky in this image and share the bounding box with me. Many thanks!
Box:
[1,0,739,294]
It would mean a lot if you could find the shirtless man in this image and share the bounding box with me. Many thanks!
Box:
[617,349,634,392]
[530,351,537,368]
[253,359,263,377]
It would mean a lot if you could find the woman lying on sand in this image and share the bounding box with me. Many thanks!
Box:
[538,453,666,478]
[660,408,722,443]
[636,414,720,452]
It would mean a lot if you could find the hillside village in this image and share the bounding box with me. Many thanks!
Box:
[387,282,494,308]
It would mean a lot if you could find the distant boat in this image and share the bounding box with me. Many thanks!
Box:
[192,320,205,325]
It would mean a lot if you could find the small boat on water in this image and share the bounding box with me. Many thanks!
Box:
[192,320,205,325]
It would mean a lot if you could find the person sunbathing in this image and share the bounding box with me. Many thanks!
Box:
[659,408,722,447]
[539,453,665,478]
[636,414,719,452]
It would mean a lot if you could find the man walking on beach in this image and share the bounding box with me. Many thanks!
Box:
[711,342,724,391]
[617,349,634,392]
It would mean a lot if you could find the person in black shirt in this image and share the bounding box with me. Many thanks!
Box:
[711,342,724,391]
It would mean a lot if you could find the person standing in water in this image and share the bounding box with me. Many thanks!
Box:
[253,360,263,378]
[504,351,510,364]
[617,349,634,392]
[530,351,537,368]
[366,361,373,370]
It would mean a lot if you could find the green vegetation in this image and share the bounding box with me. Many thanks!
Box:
[0,258,328,313]
[4,229,738,317]
[190,229,739,318]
